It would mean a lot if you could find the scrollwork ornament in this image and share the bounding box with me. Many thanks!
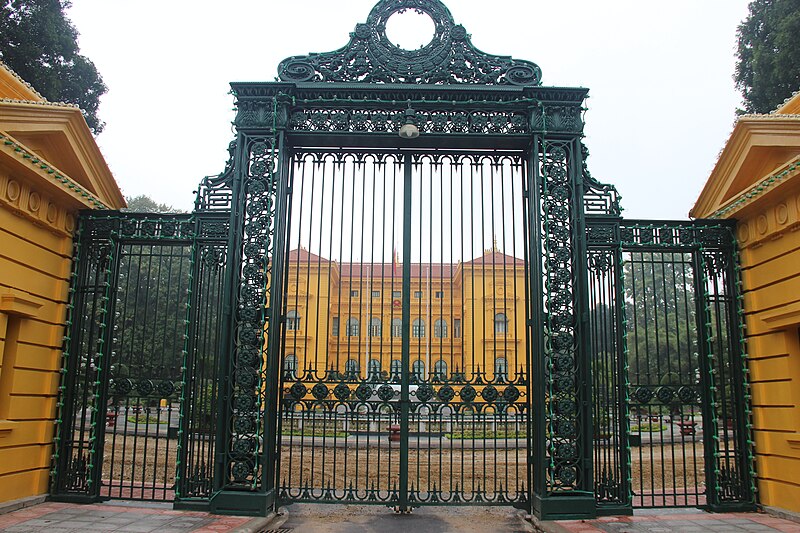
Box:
[276,0,541,86]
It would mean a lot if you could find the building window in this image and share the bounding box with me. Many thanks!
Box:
[392,290,401,298]
[346,318,360,337]
[372,290,380,298]
[332,316,339,336]
[433,359,448,380]
[345,359,359,379]
[369,317,382,337]
[414,291,423,298]
[434,319,447,338]
[494,313,509,334]
[412,318,425,338]
[368,359,382,381]
[435,291,444,298]
[350,290,359,297]
[494,357,508,382]
[286,310,300,331]
[283,354,298,380]
[412,360,425,382]
[454,318,461,339]
[392,318,402,338]
[390,359,402,380]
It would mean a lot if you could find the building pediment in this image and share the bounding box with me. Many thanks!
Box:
[691,111,800,219]
[0,100,124,209]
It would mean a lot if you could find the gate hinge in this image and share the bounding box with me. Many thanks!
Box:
[522,188,529,199]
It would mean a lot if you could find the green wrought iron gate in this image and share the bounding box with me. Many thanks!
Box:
[51,0,756,520]
[586,219,756,513]
[276,149,530,507]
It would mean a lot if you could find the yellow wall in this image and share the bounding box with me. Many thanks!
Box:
[735,188,800,512]
[0,62,124,505]
[692,98,800,513]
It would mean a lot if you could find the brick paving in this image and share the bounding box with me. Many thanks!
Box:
[543,510,800,533]
[0,501,265,533]
[1,501,799,532]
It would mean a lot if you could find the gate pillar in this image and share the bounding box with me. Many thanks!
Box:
[528,117,596,519]
[209,90,293,516]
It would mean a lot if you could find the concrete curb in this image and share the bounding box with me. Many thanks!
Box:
[230,510,282,533]
[762,505,800,525]
[0,495,47,516]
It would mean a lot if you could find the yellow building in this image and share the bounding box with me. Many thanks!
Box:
[691,91,800,514]
[282,247,527,384]
[0,62,124,507]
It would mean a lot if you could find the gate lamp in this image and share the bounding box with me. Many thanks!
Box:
[399,107,420,139]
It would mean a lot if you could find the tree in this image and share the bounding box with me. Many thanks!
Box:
[0,0,107,134]
[735,0,800,114]
[123,195,183,213]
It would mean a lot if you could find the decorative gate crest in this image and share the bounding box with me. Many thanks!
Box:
[277,0,541,86]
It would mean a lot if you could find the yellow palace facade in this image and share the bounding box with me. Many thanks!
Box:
[281,246,527,384]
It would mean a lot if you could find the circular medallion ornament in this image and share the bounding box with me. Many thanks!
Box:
[656,386,675,404]
[156,380,175,398]
[554,354,573,371]
[677,386,696,404]
[481,385,499,403]
[437,385,455,403]
[289,382,307,400]
[113,378,133,396]
[161,221,177,236]
[312,383,330,400]
[553,373,573,393]
[233,437,256,455]
[634,387,653,404]
[556,442,578,460]
[377,384,395,402]
[334,383,352,401]
[555,398,577,416]
[416,383,435,403]
[135,379,154,396]
[234,416,255,434]
[231,461,250,482]
[236,367,257,388]
[503,385,520,403]
[556,465,577,485]
[121,220,138,236]
[460,385,477,403]
[355,383,373,402]
[554,419,577,438]
[236,394,256,411]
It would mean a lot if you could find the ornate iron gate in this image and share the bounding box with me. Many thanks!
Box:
[51,211,229,504]
[277,149,530,507]
[586,219,756,513]
[51,0,756,520]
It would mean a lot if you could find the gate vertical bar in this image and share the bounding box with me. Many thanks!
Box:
[693,245,719,509]
[399,153,413,512]
[263,126,291,505]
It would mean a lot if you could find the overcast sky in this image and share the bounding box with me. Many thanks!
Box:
[67,0,750,219]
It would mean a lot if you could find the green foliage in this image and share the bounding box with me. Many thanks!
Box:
[123,195,183,214]
[127,414,168,425]
[624,252,698,387]
[735,0,800,114]
[630,423,668,433]
[0,0,107,133]
[447,429,526,440]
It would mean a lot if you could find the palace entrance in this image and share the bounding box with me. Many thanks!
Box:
[51,0,755,520]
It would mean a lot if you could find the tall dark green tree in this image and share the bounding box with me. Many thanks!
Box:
[0,0,107,133]
[735,0,800,114]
